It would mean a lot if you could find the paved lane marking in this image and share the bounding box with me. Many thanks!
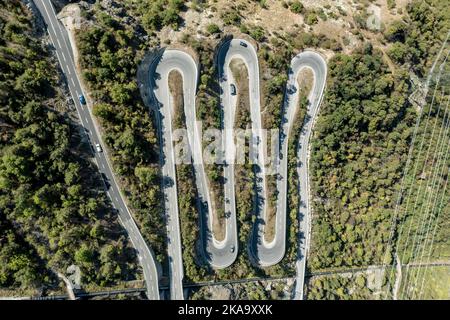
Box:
[42,1,56,32]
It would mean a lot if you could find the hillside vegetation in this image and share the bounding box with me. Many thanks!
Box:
[0,0,139,293]
[308,0,449,276]
[76,4,166,263]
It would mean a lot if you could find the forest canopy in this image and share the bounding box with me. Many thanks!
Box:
[0,0,139,291]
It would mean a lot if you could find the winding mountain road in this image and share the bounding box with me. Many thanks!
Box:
[33,4,327,299]
[149,39,326,299]
[218,40,327,297]
[149,50,199,300]
[288,52,327,299]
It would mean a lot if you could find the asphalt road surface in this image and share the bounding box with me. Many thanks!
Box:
[33,0,160,300]
[150,51,194,299]
[149,40,326,300]
[217,39,273,267]
[149,48,240,300]
[285,52,327,300]
[34,4,327,298]
[218,41,327,297]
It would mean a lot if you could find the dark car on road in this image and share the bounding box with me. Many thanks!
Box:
[79,94,86,105]
[287,84,297,94]
[230,84,237,95]
[239,41,247,47]
[101,172,111,190]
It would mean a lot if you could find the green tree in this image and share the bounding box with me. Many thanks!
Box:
[290,1,304,14]
[206,23,220,34]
